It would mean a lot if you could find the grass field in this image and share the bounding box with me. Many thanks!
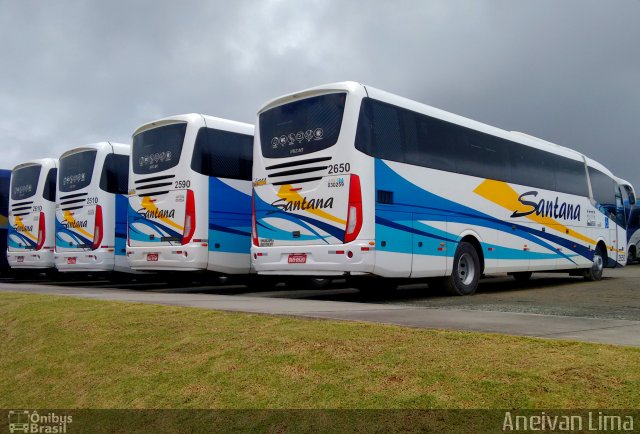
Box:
[1,291,639,409]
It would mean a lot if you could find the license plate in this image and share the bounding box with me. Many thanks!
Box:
[288,254,307,264]
[147,253,159,262]
[67,257,76,265]
[17,256,24,263]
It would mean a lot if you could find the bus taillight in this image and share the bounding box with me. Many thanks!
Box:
[182,189,196,245]
[251,191,259,246]
[344,174,362,243]
[92,205,103,250]
[36,211,46,251]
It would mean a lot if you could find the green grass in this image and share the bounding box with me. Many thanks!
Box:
[0,291,639,409]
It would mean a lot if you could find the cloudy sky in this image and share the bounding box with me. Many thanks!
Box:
[1,0,639,189]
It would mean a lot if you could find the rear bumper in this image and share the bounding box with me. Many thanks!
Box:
[55,250,115,272]
[251,241,376,276]
[7,250,55,269]
[126,244,209,271]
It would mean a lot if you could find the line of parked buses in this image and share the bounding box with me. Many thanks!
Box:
[1,82,638,295]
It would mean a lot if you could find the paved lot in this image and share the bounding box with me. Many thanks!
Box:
[1,264,639,346]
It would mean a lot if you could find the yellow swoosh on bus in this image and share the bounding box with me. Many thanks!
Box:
[14,216,38,241]
[473,179,598,246]
[277,185,347,225]
[141,196,184,231]
[63,210,93,239]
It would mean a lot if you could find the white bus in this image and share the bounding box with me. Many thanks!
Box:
[251,82,626,295]
[127,113,254,276]
[615,177,639,264]
[7,158,58,270]
[55,142,131,273]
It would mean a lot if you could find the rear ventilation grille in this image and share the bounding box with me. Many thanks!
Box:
[377,190,394,204]
[139,191,170,198]
[265,156,331,171]
[135,174,175,184]
[272,176,323,186]
[268,166,329,178]
[59,192,88,201]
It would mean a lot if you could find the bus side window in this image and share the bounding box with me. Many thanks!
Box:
[100,154,129,194]
[43,168,57,202]
[191,128,253,181]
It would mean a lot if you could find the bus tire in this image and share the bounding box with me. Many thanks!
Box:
[627,245,636,265]
[444,241,480,296]
[583,245,605,281]
[510,271,533,282]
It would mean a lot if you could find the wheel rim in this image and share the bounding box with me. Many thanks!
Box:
[593,252,603,274]
[457,252,476,285]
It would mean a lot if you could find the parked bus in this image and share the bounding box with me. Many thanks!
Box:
[251,82,626,295]
[127,114,254,276]
[55,142,131,273]
[616,177,639,264]
[0,169,10,273]
[7,158,58,270]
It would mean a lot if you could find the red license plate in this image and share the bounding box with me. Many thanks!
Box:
[147,253,159,262]
[17,256,24,263]
[67,257,76,265]
[288,254,307,264]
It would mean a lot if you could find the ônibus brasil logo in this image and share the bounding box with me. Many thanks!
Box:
[8,410,73,433]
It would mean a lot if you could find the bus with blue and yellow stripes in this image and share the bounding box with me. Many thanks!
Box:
[7,158,58,270]
[126,114,254,277]
[251,82,626,295]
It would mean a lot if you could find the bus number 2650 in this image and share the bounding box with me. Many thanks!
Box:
[328,163,350,174]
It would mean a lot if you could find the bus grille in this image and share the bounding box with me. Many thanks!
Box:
[265,156,331,185]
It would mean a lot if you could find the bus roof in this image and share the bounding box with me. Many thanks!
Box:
[133,113,253,137]
[59,142,130,160]
[12,158,58,172]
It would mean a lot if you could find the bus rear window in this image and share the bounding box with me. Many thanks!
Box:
[259,93,346,159]
[11,165,41,201]
[59,150,97,192]
[132,123,187,174]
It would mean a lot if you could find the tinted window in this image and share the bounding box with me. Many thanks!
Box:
[59,150,97,192]
[191,128,253,180]
[622,185,636,205]
[357,98,591,196]
[11,165,41,200]
[132,123,186,174]
[260,93,346,159]
[588,167,616,207]
[554,158,588,197]
[0,173,9,216]
[43,168,57,202]
[100,154,129,194]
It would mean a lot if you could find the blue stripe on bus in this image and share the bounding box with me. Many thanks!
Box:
[208,177,252,254]
[375,159,587,263]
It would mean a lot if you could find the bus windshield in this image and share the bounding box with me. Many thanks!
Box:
[132,123,187,174]
[259,92,346,159]
[59,150,97,192]
[11,165,41,200]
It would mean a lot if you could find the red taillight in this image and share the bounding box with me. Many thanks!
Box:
[251,191,259,246]
[182,189,196,245]
[344,174,362,244]
[92,205,103,250]
[36,211,46,251]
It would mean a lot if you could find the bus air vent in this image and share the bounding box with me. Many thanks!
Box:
[377,190,394,204]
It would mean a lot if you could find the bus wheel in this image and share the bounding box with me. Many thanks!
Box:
[583,246,605,281]
[444,242,480,296]
[627,246,637,265]
[510,271,533,282]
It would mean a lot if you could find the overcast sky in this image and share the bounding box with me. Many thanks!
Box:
[1,0,638,189]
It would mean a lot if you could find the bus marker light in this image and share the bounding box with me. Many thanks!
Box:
[360,247,370,251]
[347,251,353,258]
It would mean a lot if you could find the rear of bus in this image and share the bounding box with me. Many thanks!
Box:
[127,113,254,273]
[0,169,10,272]
[55,143,131,272]
[252,82,376,276]
[7,159,58,269]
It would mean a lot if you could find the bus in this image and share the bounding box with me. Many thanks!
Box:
[127,113,254,276]
[55,142,131,273]
[616,177,639,264]
[0,169,10,273]
[7,158,58,270]
[251,82,626,295]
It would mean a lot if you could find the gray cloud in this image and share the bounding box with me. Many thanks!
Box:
[0,0,638,188]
